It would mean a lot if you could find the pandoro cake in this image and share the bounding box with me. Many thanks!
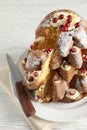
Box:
[22,9,87,103]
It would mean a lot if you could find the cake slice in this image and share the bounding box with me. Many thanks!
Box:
[59,60,75,82]
[67,46,83,69]
[70,69,87,93]
[22,49,47,72]
[34,71,54,102]
[52,73,68,101]
[24,49,54,89]
[51,50,63,70]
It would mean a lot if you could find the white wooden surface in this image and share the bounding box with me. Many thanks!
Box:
[0,0,87,130]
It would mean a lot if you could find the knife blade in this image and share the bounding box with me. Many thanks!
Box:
[6,53,36,117]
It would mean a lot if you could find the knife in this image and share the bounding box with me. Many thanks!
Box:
[6,53,36,117]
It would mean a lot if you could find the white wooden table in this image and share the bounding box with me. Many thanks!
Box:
[0,0,87,130]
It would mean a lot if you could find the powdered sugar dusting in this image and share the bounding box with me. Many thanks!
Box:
[58,32,73,57]
[58,26,87,57]
[73,26,87,48]
[69,47,83,69]
[25,51,47,71]
[73,52,83,69]
[25,52,40,71]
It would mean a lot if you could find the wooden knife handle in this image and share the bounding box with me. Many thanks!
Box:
[16,82,36,117]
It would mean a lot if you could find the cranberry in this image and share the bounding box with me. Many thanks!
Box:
[24,57,27,63]
[34,71,38,77]
[61,25,68,32]
[67,15,72,23]
[59,25,64,31]
[75,22,80,28]
[69,89,75,95]
[81,69,87,74]
[70,47,77,53]
[30,45,34,49]
[52,18,58,23]
[59,23,70,32]
[28,76,34,82]
[65,22,70,27]
[46,48,52,53]
[83,55,87,61]
[58,14,64,19]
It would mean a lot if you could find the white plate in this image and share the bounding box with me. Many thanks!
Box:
[10,51,87,122]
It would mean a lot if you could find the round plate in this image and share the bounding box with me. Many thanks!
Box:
[10,51,87,122]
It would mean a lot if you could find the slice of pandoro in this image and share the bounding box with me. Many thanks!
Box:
[24,49,54,90]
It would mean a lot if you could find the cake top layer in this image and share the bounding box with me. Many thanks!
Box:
[50,11,81,31]
[36,9,87,35]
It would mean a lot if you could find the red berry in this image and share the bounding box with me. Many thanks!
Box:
[75,22,80,28]
[59,25,64,31]
[47,48,52,53]
[30,45,34,49]
[81,69,87,74]
[70,47,77,53]
[28,76,34,82]
[34,71,38,77]
[83,55,87,61]
[69,89,75,95]
[67,15,72,18]
[67,15,72,23]
[52,18,58,23]
[58,14,64,19]
[61,25,68,32]
[24,57,27,63]
[65,22,70,27]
